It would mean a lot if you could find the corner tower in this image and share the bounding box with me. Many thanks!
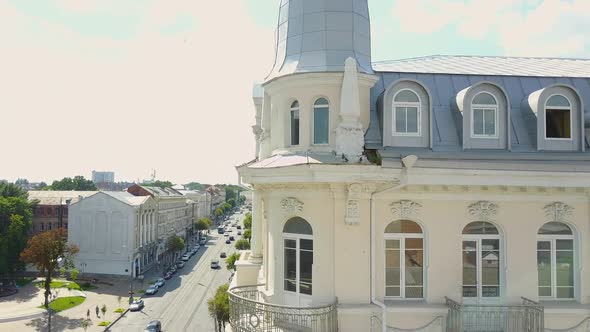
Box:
[266,0,373,81]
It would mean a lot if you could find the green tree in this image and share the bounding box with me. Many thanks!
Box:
[166,235,185,253]
[70,268,79,281]
[195,217,212,231]
[20,229,79,309]
[48,176,97,191]
[185,182,206,191]
[226,198,236,208]
[234,239,250,250]
[0,182,28,198]
[243,229,251,243]
[225,253,240,271]
[214,208,223,219]
[243,213,252,230]
[101,304,107,317]
[207,284,230,332]
[0,183,33,279]
[147,180,174,188]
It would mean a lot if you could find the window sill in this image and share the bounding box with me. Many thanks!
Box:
[384,300,447,313]
[541,300,590,314]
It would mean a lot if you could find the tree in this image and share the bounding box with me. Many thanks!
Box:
[226,198,236,208]
[166,235,185,253]
[195,217,212,231]
[48,176,97,191]
[20,229,79,309]
[101,304,107,317]
[214,208,223,219]
[207,284,230,332]
[70,268,79,281]
[234,239,250,250]
[0,183,33,279]
[243,229,251,243]
[219,202,232,213]
[185,182,206,191]
[243,213,252,230]
[225,253,240,271]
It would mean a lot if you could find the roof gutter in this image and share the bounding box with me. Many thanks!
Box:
[370,155,416,332]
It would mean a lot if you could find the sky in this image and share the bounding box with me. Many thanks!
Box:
[1,0,589,185]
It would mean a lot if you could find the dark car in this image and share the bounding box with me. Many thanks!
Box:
[144,320,162,332]
[163,272,172,280]
[229,236,235,241]
[236,225,242,230]
[220,252,227,258]
[225,239,231,244]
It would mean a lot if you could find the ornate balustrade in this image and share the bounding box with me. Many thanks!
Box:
[228,284,338,332]
[445,297,544,332]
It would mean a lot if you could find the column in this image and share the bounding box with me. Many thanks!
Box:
[249,188,263,263]
[140,214,144,246]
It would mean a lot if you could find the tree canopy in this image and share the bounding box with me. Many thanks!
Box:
[207,284,230,332]
[243,213,252,230]
[47,176,97,191]
[234,239,250,250]
[166,235,185,252]
[243,229,251,242]
[195,217,212,231]
[146,180,174,188]
[185,182,209,191]
[0,183,33,278]
[225,253,240,271]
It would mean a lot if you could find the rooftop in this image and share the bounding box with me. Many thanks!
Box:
[28,191,97,205]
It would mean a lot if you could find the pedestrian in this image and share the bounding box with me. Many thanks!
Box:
[87,309,90,318]
[95,305,99,317]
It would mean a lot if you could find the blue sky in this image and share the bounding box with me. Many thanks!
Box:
[0,0,588,184]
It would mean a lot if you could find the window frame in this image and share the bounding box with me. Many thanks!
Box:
[312,98,330,146]
[544,93,573,141]
[470,92,499,139]
[537,225,575,300]
[283,232,313,297]
[462,222,502,301]
[392,89,422,137]
[290,101,300,146]
[384,230,425,300]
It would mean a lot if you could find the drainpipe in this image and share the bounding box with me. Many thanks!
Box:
[370,155,417,332]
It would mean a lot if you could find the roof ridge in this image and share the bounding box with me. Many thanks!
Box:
[372,54,590,64]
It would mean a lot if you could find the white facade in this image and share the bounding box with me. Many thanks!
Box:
[68,192,157,277]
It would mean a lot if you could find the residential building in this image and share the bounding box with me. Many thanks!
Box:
[206,185,226,214]
[91,170,115,184]
[178,189,211,220]
[28,191,97,235]
[127,185,191,263]
[231,1,590,331]
[68,191,157,277]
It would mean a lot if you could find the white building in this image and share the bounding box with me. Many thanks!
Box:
[68,191,157,277]
[178,189,210,220]
[231,1,590,331]
[91,170,115,184]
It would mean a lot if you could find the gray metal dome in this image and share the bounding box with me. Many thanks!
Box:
[265,0,373,82]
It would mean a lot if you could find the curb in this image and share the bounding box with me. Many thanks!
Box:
[0,311,45,323]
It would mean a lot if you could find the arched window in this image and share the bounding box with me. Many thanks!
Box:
[545,94,572,139]
[283,217,313,295]
[290,101,300,146]
[393,89,421,135]
[537,222,574,298]
[472,92,498,138]
[462,221,500,298]
[313,98,329,145]
[384,220,424,298]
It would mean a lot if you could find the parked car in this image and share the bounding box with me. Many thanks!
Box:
[229,236,235,241]
[237,231,242,235]
[177,261,185,269]
[145,285,158,295]
[155,278,165,288]
[144,320,162,332]
[236,225,242,230]
[163,272,172,280]
[194,244,200,250]
[169,266,177,274]
[200,238,207,245]
[129,299,144,312]
[220,252,227,258]
[181,254,190,261]
[211,259,220,269]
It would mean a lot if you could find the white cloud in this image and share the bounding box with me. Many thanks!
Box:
[0,1,275,184]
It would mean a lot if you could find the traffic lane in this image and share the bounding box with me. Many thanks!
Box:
[109,234,233,332]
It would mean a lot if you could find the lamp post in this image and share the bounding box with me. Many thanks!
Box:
[122,245,134,305]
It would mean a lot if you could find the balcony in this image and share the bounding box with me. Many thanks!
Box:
[445,297,544,332]
[228,284,338,332]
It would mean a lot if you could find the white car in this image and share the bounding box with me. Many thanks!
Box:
[145,285,158,295]
[224,233,229,237]
[210,259,220,269]
[181,254,190,261]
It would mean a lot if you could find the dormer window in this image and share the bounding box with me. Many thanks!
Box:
[545,94,571,139]
[290,101,300,146]
[471,92,498,138]
[393,89,421,136]
[313,98,329,145]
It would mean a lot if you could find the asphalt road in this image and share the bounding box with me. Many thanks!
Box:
[109,211,246,332]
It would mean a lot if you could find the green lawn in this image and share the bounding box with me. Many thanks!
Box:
[39,296,86,312]
[34,280,95,291]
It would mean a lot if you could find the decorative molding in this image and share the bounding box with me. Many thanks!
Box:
[468,201,498,222]
[345,200,360,225]
[280,197,303,215]
[390,200,422,219]
[257,183,331,192]
[544,202,573,222]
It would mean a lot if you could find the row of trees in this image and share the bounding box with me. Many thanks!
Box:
[46,176,97,191]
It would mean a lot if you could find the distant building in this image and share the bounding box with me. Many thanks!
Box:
[91,170,115,184]
[178,189,210,220]
[28,191,97,235]
[68,191,157,277]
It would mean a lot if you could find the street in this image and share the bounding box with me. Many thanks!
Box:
[109,211,245,332]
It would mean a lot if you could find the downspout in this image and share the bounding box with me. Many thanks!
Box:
[370,155,417,332]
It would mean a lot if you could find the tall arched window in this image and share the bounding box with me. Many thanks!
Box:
[537,222,574,298]
[462,222,500,298]
[471,92,498,138]
[313,98,329,145]
[545,94,572,139]
[384,220,424,298]
[290,101,300,146]
[393,89,421,135]
[283,217,313,295]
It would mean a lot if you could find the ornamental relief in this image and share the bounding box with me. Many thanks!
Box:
[345,200,360,225]
[544,202,573,222]
[280,197,303,215]
[390,200,422,219]
[468,201,498,222]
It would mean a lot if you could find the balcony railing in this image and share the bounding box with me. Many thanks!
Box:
[228,284,338,332]
[445,297,544,332]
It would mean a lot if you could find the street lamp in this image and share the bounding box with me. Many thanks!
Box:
[122,245,134,305]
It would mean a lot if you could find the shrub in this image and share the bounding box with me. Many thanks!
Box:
[98,321,111,327]
[234,239,250,250]
[114,308,125,313]
[69,268,79,281]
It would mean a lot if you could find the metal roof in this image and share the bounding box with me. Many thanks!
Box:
[102,191,150,206]
[28,191,97,205]
[373,55,590,78]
